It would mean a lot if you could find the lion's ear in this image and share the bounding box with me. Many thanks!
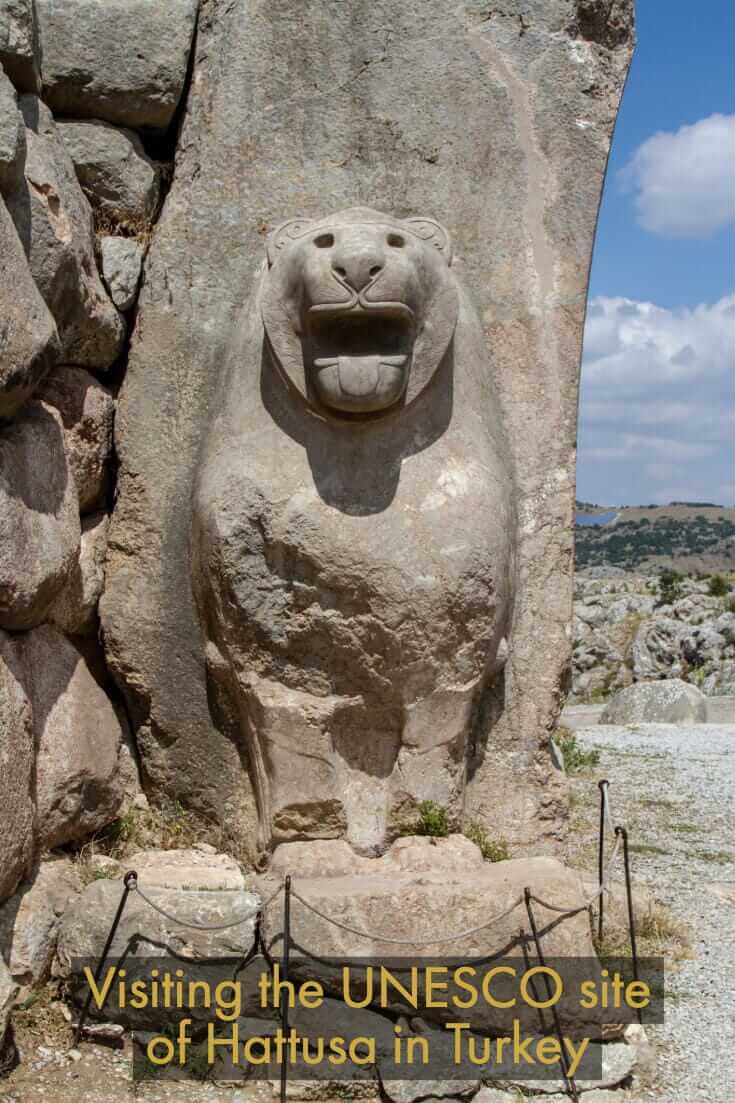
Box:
[266,218,314,267]
[404,217,453,265]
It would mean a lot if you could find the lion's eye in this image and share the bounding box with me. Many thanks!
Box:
[314,233,334,248]
[387,233,405,248]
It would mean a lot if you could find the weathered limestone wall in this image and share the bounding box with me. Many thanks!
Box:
[0,0,197,918]
[101,0,634,859]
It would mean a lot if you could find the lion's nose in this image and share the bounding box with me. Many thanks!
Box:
[332,247,384,290]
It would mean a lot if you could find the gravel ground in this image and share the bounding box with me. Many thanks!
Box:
[572,720,735,1103]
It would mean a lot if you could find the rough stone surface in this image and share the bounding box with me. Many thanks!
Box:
[509,1040,636,1092]
[103,1,633,857]
[259,852,599,1037]
[0,402,80,629]
[0,0,41,93]
[631,617,687,682]
[0,858,81,986]
[601,679,708,725]
[0,631,34,902]
[39,365,114,512]
[48,511,108,636]
[57,879,260,972]
[99,235,144,311]
[57,119,161,225]
[571,571,735,703]
[22,624,125,849]
[194,207,513,854]
[129,846,246,891]
[0,953,16,1055]
[0,65,24,196]
[0,195,60,419]
[37,0,199,130]
[9,95,125,370]
[270,834,485,878]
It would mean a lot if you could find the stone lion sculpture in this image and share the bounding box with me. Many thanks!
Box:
[192,207,515,860]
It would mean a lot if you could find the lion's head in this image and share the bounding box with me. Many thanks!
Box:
[260,207,459,416]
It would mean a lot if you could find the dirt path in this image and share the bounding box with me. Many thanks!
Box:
[569,719,735,1103]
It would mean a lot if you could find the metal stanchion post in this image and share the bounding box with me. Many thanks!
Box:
[597,779,608,944]
[614,826,641,1022]
[72,870,137,1048]
[524,889,579,1103]
[280,875,292,1103]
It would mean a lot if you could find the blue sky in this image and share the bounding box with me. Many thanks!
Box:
[578,0,735,506]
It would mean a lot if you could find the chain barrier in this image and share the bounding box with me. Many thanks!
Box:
[73,775,637,1100]
[289,886,526,945]
[131,880,282,931]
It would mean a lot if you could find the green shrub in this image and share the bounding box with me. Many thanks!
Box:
[405,800,450,837]
[463,821,510,862]
[555,728,600,774]
[708,573,731,597]
[655,568,684,608]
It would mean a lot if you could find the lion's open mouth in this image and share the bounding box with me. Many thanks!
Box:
[305,305,414,413]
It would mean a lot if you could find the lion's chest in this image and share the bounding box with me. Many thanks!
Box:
[205,425,511,698]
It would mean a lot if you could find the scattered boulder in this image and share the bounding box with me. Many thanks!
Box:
[48,511,109,636]
[37,0,199,130]
[57,119,161,226]
[0,196,60,419]
[0,858,81,987]
[99,235,145,310]
[39,365,114,512]
[21,624,125,849]
[601,679,707,725]
[0,66,25,197]
[9,95,125,370]
[0,0,41,93]
[630,616,686,681]
[0,402,80,630]
[0,631,34,902]
[703,661,735,696]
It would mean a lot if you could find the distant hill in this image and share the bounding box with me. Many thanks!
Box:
[575,501,735,572]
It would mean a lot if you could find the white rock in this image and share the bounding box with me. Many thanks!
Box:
[601,679,707,725]
[128,848,246,892]
[99,236,145,311]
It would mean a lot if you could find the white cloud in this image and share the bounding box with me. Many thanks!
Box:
[578,293,735,505]
[620,114,735,238]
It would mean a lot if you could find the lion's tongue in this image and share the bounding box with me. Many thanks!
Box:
[337,355,380,397]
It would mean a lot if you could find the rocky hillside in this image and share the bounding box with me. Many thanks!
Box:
[571,568,735,702]
[575,502,735,572]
